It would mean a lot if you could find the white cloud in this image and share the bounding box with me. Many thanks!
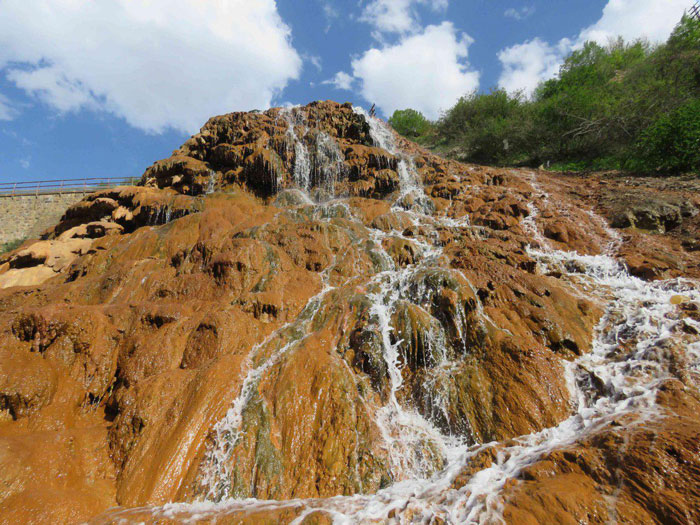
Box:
[19,158,30,170]
[322,71,354,91]
[498,38,570,96]
[0,93,16,121]
[1,128,32,147]
[305,54,323,72]
[321,1,340,33]
[498,0,689,96]
[578,0,689,45]
[0,0,302,134]
[7,66,98,113]
[504,6,535,21]
[352,22,479,119]
[360,0,449,35]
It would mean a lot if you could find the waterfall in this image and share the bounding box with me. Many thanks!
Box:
[364,263,463,480]
[205,170,216,195]
[280,107,312,192]
[195,113,474,498]
[280,106,311,192]
[280,108,348,198]
[353,106,433,214]
[97,115,700,525]
[353,106,396,152]
[198,281,335,501]
[314,131,346,196]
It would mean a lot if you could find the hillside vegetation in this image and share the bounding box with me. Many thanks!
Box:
[389,15,700,174]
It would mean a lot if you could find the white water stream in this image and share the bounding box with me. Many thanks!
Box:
[279,106,312,192]
[279,106,347,197]
[198,281,335,501]
[98,110,700,524]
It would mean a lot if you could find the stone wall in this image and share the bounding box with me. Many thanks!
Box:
[0,193,85,245]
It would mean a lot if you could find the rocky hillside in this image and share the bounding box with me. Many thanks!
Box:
[0,101,699,524]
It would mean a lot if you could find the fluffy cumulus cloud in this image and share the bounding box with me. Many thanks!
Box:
[351,22,479,119]
[322,71,354,91]
[498,38,570,96]
[0,0,302,133]
[498,0,690,96]
[360,0,449,35]
[578,0,691,45]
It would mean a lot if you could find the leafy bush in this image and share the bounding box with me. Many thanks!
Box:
[426,14,700,174]
[1,238,26,255]
[533,40,652,163]
[438,89,536,165]
[634,99,700,173]
[388,109,433,138]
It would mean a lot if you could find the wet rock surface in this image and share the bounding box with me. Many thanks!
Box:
[0,101,698,524]
[547,172,700,281]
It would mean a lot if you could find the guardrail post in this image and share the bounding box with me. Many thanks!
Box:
[59,180,64,195]
[35,181,40,197]
[12,182,16,197]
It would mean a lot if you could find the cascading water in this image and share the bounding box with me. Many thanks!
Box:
[148,202,186,226]
[194,110,480,505]
[313,131,346,196]
[205,170,216,195]
[280,107,312,192]
[362,260,467,481]
[279,107,348,199]
[197,257,338,501]
[353,107,434,215]
[344,109,487,479]
[95,111,700,525]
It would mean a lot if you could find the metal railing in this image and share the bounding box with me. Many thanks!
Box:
[0,176,139,197]
[691,1,700,21]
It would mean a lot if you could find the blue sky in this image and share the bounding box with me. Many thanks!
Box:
[0,0,692,184]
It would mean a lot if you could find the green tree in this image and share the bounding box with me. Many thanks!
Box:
[438,89,535,165]
[422,13,700,174]
[634,99,700,173]
[388,109,432,138]
[667,13,700,50]
[534,40,651,163]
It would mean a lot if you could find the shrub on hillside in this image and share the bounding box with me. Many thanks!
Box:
[1,238,26,255]
[438,89,536,165]
[388,109,433,138]
[427,14,700,173]
[634,99,700,173]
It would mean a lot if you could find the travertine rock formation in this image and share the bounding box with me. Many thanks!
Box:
[0,101,698,524]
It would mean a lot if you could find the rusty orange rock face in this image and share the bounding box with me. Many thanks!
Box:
[0,101,699,524]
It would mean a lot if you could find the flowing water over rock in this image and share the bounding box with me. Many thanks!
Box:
[280,107,312,192]
[98,110,699,523]
[1,101,699,524]
[121,195,698,521]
